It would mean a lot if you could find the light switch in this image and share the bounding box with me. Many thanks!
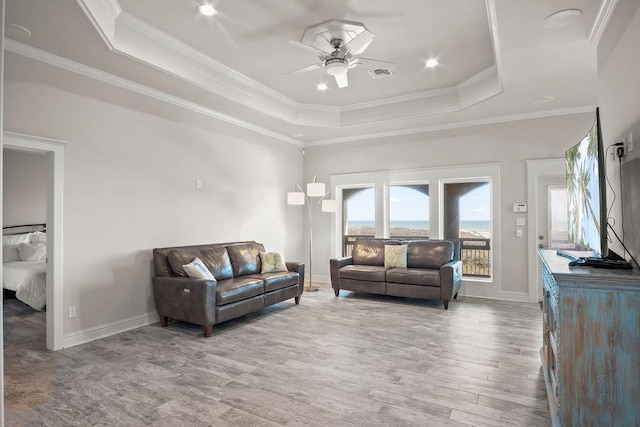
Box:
[516,218,526,226]
[516,229,524,238]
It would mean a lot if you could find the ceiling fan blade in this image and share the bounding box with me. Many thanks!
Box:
[285,63,323,74]
[342,30,375,55]
[287,39,327,56]
[351,57,398,71]
[334,72,349,88]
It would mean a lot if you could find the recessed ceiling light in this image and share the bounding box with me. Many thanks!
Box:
[543,9,582,28]
[530,96,555,105]
[197,4,217,16]
[426,58,439,68]
[4,23,31,39]
[317,83,328,91]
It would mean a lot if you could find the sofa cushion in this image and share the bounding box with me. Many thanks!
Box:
[248,271,299,292]
[352,239,401,266]
[215,276,264,306]
[340,265,388,282]
[406,240,454,269]
[168,249,202,277]
[227,242,265,276]
[384,244,407,268]
[200,247,234,280]
[386,268,441,287]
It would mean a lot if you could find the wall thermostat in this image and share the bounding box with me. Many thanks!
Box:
[513,203,527,213]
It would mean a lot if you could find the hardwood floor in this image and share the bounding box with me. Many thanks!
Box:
[4,288,550,426]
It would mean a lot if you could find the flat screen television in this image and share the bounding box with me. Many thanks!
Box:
[565,108,608,258]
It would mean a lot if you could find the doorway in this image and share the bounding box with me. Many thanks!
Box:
[3,132,65,350]
[526,159,565,303]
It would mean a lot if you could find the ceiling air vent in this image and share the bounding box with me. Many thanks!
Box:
[367,68,394,79]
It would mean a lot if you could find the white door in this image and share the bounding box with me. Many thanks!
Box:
[526,158,565,303]
[535,178,567,301]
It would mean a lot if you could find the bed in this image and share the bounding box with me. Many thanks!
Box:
[3,224,47,311]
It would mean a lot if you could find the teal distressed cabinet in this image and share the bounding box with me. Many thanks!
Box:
[539,250,640,427]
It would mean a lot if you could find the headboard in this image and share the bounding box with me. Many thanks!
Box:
[2,223,46,236]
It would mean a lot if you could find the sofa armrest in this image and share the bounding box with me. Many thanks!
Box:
[330,256,353,289]
[440,260,463,301]
[152,276,217,327]
[286,261,306,296]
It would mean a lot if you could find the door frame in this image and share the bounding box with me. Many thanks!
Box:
[3,131,66,350]
[526,158,565,302]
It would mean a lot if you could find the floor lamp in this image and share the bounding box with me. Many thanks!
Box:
[287,175,337,292]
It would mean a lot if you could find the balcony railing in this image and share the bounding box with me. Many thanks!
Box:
[343,235,491,278]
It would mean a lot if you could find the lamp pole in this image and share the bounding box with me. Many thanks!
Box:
[287,176,336,292]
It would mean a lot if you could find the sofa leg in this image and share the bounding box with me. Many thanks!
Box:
[295,296,300,305]
[443,300,449,310]
[334,288,340,297]
[454,292,458,300]
[159,316,168,327]
[203,325,212,338]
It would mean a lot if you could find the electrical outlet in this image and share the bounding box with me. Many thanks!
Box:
[68,306,77,319]
[627,132,633,153]
[196,179,202,189]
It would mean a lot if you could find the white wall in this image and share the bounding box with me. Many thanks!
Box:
[3,53,304,337]
[304,113,595,296]
[2,149,48,227]
[597,0,640,263]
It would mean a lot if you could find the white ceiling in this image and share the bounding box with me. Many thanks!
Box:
[4,0,606,146]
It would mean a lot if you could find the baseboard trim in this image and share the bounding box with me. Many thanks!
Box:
[63,311,159,348]
[499,291,530,302]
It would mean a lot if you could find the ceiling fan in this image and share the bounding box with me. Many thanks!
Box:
[286,20,396,89]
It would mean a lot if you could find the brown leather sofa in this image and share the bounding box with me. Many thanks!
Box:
[330,238,462,309]
[152,241,304,337]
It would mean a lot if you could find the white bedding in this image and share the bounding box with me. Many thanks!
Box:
[3,260,47,311]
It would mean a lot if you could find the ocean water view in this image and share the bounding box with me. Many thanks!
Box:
[346,220,490,239]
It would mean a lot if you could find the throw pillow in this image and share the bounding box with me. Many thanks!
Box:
[259,251,288,273]
[17,242,47,262]
[384,244,408,268]
[182,257,216,281]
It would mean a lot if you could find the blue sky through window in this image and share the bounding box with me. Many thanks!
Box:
[347,184,490,221]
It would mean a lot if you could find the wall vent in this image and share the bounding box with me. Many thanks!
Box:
[367,68,394,79]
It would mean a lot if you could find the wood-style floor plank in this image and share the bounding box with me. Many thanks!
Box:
[4,288,550,425]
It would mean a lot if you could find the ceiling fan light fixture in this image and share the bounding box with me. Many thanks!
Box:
[197,4,217,17]
[325,60,348,76]
[317,83,328,91]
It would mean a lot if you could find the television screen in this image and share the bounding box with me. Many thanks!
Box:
[565,109,607,257]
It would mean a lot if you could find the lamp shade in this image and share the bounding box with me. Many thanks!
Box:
[306,182,325,197]
[287,191,305,205]
[322,199,338,212]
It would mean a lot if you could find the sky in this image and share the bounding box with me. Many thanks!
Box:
[347,184,491,221]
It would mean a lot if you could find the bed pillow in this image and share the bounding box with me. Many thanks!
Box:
[3,244,21,263]
[17,242,47,262]
[259,251,288,273]
[3,233,31,245]
[182,257,216,281]
[30,232,47,244]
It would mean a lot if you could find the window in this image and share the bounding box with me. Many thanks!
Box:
[443,181,491,277]
[388,184,429,238]
[342,187,374,255]
[549,186,570,249]
[332,164,499,290]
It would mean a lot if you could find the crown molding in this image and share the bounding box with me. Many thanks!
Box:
[305,106,597,147]
[588,0,619,45]
[5,40,302,147]
[76,0,504,128]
